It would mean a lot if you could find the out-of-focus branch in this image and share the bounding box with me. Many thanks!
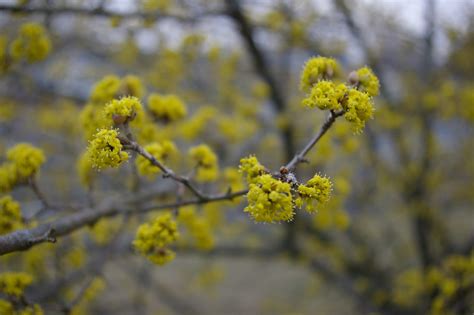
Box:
[0,4,223,22]
[0,189,246,256]
[28,176,52,210]
[334,0,389,98]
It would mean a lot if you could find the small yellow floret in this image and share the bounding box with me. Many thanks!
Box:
[90,75,121,104]
[103,96,142,125]
[355,67,380,97]
[239,155,266,184]
[122,75,145,98]
[245,174,294,223]
[87,129,128,169]
[300,56,341,92]
[178,207,215,250]
[148,93,187,122]
[0,195,23,235]
[0,272,33,297]
[343,89,375,133]
[10,23,51,63]
[0,163,18,193]
[133,213,179,265]
[7,143,45,180]
[189,144,219,182]
[296,174,332,213]
[302,80,347,111]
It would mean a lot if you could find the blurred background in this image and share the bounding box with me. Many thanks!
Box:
[0,0,473,314]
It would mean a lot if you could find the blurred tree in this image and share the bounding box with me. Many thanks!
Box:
[0,0,472,314]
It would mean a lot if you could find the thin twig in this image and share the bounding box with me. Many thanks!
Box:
[123,140,208,200]
[285,110,344,171]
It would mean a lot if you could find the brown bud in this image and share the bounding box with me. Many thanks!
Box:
[112,114,127,125]
[326,66,334,78]
[348,71,359,85]
[280,166,289,175]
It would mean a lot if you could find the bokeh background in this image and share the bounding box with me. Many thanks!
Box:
[0,0,473,314]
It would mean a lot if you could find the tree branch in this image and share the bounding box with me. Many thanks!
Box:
[285,110,344,171]
[0,4,222,22]
[0,189,246,256]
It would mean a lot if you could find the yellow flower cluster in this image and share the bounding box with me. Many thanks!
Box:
[239,156,333,222]
[354,67,380,97]
[147,93,187,122]
[87,129,128,169]
[0,300,43,315]
[178,207,215,251]
[133,213,179,265]
[10,23,51,63]
[302,80,347,111]
[0,196,23,235]
[296,174,332,213]
[188,144,219,182]
[89,75,121,104]
[0,163,18,193]
[300,56,341,92]
[393,252,473,314]
[104,96,142,125]
[135,141,178,178]
[343,89,375,133]
[245,174,294,223]
[7,143,45,180]
[0,272,33,297]
[300,57,378,133]
[239,155,266,184]
[180,106,216,140]
[0,143,45,192]
[81,76,145,139]
[122,75,145,99]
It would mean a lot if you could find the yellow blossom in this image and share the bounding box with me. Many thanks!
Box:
[148,93,187,122]
[121,75,145,98]
[342,89,374,133]
[0,272,33,297]
[178,207,215,250]
[300,56,341,92]
[7,143,45,180]
[10,23,51,63]
[189,144,219,182]
[103,96,142,125]
[0,163,17,193]
[87,129,128,169]
[239,155,266,184]
[133,212,179,265]
[0,195,23,235]
[302,80,347,111]
[296,174,332,213]
[245,174,294,223]
[90,75,121,104]
[354,66,380,97]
